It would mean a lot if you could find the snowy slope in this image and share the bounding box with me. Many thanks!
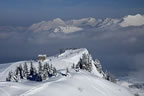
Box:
[19,72,132,96]
[0,71,133,96]
[0,48,133,96]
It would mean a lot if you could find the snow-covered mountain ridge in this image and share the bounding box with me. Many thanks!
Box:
[0,48,103,81]
[28,14,144,34]
[0,48,133,96]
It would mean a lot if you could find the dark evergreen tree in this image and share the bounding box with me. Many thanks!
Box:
[71,63,75,69]
[19,64,24,79]
[42,63,47,80]
[43,63,51,79]
[94,59,103,73]
[38,61,43,73]
[28,61,41,81]
[76,53,93,72]
[48,64,53,77]
[45,63,49,78]
[6,71,13,81]
[6,61,58,82]
[29,61,35,76]
[23,62,29,79]
[66,67,70,76]
[12,71,20,82]
[13,65,22,81]
[53,67,57,76]
[104,71,116,83]
[38,61,43,80]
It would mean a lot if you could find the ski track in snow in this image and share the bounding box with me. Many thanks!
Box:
[0,87,10,96]
[19,77,67,96]
[19,83,48,96]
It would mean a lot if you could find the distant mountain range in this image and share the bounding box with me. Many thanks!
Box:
[28,14,144,33]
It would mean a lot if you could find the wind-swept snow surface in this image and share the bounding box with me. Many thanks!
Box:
[0,48,133,96]
[0,72,133,96]
[19,72,132,96]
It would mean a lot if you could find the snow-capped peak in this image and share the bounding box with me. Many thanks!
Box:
[98,18,121,28]
[52,18,65,25]
[68,17,101,27]
[54,26,83,33]
[28,18,66,32]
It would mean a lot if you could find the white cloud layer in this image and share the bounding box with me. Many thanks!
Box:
[120,14,144,27]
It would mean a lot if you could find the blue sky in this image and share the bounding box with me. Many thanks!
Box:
[0,0,144,26]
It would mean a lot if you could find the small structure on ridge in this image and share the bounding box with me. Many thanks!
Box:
[38,54,47,61]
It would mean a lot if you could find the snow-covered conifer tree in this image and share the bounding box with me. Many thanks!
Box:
[23,62,29,79]
[104,71,116,83]
[94,59,103,73]
[29,61,35,76]
[19,64,24,79]
[38,61,43,79]
[49,64,53,76]
[6,71,13,81]
[28,61,39,81]
[66,67,70,76]
[76,53,93,72]
[53,67,57,76]
[72,63,75,69]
